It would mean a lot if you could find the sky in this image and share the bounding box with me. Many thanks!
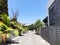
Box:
[8,0,49,24]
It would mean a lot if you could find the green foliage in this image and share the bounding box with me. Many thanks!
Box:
[0,0,5,6]
[0,25,6,32]
[10,21,22,35]
[22,26,28,32]
[0,0,8,14]
[14,30,19,36]
[1,14,10,26]
[28,19,44,31]
[0,13,29,42]
[5,28,19,37]
[28,24,34,30]
[0,22,8,33]
[34,19,44,31]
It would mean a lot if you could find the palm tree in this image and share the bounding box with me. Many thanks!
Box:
[0,14,10,44]
[1,14,10,26]
[0,21,8,43]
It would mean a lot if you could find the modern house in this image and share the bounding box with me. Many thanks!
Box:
[43,0,60,26]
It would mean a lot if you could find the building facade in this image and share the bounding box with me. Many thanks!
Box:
[48,0,60,26]
[43,0,60,26]
[41,0,60,45]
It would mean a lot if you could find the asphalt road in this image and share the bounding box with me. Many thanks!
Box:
[11,31,51,45]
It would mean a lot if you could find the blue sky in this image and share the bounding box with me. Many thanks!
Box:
[8,0,48,24]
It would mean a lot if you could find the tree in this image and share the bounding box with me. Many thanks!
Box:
[11,10,19,22]
[34,19,44,31]
[1,14,10,27]
[28,24,34,30]
[0,21,8,43]
[0,0,8,14]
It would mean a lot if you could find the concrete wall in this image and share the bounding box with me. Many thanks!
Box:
[37,26,60,45]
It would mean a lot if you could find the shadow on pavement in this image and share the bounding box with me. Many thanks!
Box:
[0,40,19,45]
[7,40,19,44]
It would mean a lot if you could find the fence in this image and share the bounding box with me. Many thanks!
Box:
[37,26,60,45]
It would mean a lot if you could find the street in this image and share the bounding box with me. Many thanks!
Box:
[11,31,51,45]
